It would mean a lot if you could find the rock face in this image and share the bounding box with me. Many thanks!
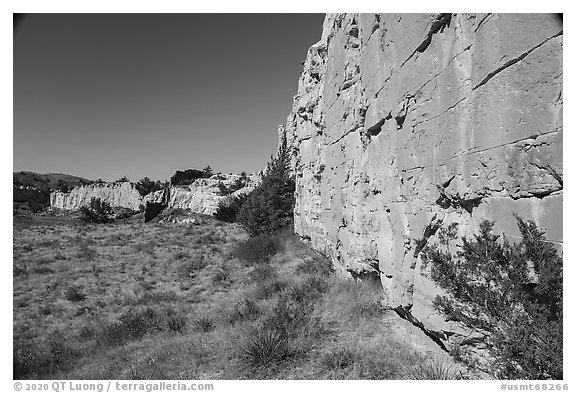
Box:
[143,174,259,215]
[50,182,143,211]
[280,13,562,354]
[50,174,259,216]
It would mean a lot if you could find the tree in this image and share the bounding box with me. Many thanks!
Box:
[237,145,295,236]
[115,176,130,183]
[214,193,249,223]
[421,217,562,379]
[170,169,204,185]
[135,177,162,196]
[202,166,214,178]
[56,179,71,193]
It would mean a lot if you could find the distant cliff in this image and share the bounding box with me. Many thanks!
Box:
[280,13,562,355]
[50,182,142,211]
[50,174,259,215]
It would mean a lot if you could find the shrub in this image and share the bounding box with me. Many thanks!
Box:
[65,285,86,302]
[212,263,230,284]
[227,298,260,325]
[115,207,140,220]
[252,279,286,300]
[295,255,333,277]
[421,217,562,379]
[320,346,357,371]
[237,144,295,236]
[14,330,78,379]
[100,307,164,346]
[231,233,282,265]
[251,264,277,284]
[176,254,205,278]
[214,193,249,223]
[79,197,114,224]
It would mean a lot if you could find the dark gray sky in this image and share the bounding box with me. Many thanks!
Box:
[13,13,325,181]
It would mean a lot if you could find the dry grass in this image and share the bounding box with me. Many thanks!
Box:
[13,209,459,380]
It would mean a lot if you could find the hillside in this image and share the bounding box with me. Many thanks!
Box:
[14,171,93,191]
[14,171,94,211]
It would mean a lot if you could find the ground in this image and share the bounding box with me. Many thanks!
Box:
[13,208,463,380]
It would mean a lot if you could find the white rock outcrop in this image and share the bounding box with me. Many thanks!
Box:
[50,174,259,215]
[144,174,259,215]
[50,182,143,210]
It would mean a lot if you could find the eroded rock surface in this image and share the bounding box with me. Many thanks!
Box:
[50,182,143,211]
[50,174,259,215]
[144,174,259,215]
[280,13,562,358]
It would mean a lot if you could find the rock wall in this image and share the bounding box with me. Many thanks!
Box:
[143,175,259,215]
[281,13,562,351]
[50,182,143,211]
[50,174,259,215]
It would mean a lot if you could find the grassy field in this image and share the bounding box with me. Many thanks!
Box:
[13,209,462,380]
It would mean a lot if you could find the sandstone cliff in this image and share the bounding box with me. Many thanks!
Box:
[280,13,562,354]
[50,174,259,215]
[143,174,259,215]
[50,182,143,211]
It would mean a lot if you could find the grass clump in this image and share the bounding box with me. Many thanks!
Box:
[238,326,291,371]
[166,313,187,333]
[320,346,357,372]
[76,243,98,261]
[176,253,206,277]
[227,297,260,325]
[406,358,460,380]
[65,285,86,302]
[192,315,215,332]
[133,240,157,255]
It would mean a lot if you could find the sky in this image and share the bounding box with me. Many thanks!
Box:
[13,13,325,182]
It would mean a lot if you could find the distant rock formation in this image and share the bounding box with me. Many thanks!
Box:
[50,174,259,216]
[280,13,562,360]
[50,182,143,211]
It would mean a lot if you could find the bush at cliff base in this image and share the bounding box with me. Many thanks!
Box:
[79,197,115,224]
[237,146,295,236]
[421,217,562,379]
[214,193,249,223]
